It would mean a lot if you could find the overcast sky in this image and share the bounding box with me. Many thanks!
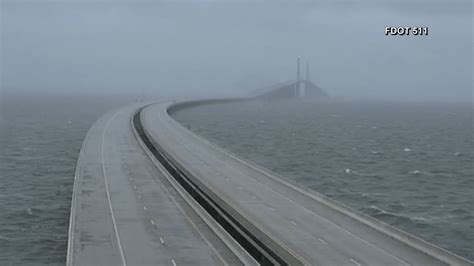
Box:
[1,0,472,102]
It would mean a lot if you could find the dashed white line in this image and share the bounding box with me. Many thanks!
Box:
[133,185,137,189]
[160,237,165,244]
[252,195,257,200]
[350,258,361,266]
[318,238,328,245]
[143,206,147,212]
[269,207,275,211]
[290,220,297,226]
[150,220,155,226]
[171,259,177,266]
[138,194,141,199]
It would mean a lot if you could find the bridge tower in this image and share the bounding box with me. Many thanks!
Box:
[295,57,301,97]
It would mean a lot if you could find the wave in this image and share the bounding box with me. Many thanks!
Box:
[344,168,380,178]
[366,205,460,224]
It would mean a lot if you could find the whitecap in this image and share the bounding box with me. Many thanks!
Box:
[409,170,422,175]
[370,205,387,214]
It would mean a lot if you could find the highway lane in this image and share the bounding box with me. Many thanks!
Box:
[67,104,243,265]
[141,101,466,266]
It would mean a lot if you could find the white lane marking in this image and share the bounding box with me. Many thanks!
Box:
[160,237,165,244]
[269,207,275,211]
[143,206,147,212]
[138,194,141,199]
[290,220,297,226]
[350,258,361,266]
[150,220,155,226]
[150,165,228,265]
[251,195,257,200]
[318,238,328,245]
[133,185,137,190]
[129,177,133,181]
[171,259,177,266]
[101,111,127,266]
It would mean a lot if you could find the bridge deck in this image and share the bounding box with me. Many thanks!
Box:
[141,101,467,266]
[67,104,243,265]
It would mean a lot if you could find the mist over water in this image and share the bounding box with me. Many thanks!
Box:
[1,0,472,102]
[173,100,474,260]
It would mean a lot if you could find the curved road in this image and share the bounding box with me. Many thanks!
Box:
[141,101,470,266]
[68,101,472,266]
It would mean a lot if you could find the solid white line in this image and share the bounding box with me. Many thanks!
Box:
[151,165,228,265]
[101,111,127,266]
[318,238,328,245]
[171,259,177,266]
[350,258,362,266]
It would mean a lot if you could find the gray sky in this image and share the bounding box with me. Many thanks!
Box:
[1,0,472,102]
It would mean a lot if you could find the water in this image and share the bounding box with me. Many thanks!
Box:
[173,100,474,260]
[0,95,129,265]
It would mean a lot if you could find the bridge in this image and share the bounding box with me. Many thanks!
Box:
[67,65,472,265]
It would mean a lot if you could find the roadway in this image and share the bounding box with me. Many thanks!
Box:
[141,101,470,266]
[67,104,250,266]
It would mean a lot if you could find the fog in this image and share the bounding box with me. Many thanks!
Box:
[1,0,472,103]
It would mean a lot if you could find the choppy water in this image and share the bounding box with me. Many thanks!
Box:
[0,95,129,265]
[173,100,474,260]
